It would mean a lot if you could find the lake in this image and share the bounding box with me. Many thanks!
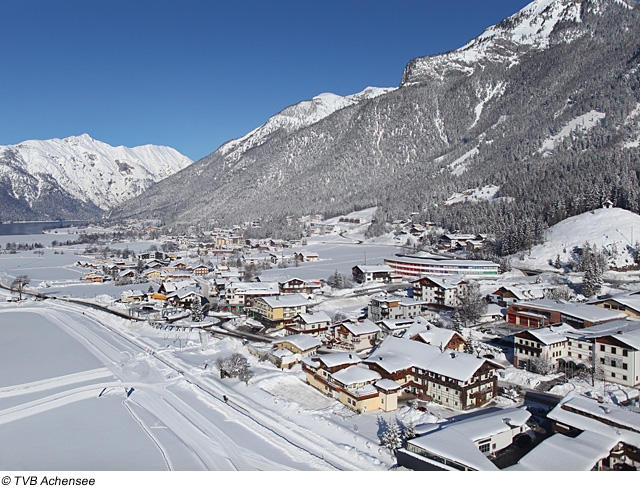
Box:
[0,221,88,236]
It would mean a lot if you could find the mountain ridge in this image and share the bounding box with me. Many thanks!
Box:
[101,0,640,250]
[0,134,192,221]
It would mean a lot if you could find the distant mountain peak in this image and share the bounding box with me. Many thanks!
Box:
[217,86,396,162]
[0,135,192,219]
[401,0,629,85]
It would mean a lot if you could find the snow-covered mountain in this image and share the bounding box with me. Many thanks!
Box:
[112,0,640,240]
[0,134,192,220]
[217,87,396,164]
[401,0,632,84]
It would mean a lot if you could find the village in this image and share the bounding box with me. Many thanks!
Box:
[2,206,640,471]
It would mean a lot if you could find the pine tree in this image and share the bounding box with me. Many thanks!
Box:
[380,420,403,453]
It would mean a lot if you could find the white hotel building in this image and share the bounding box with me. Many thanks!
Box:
[384,253,499,278]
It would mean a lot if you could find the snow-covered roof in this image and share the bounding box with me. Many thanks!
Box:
[166,286,201,299]
[516,324,577,345]
[374,378,402,392]
[504,431,619,471]
[331,365,381,387]
[514,299,628,323]
[339,319,381,335]
[366,336,499,382]
[546,391,640,449]
[313,352,360,369]
[274,334,321,352]
[565,319,640,340]
[591,291,640,313]
[259,293,310,308]
[353,264,393,273]
[296,311,332,325]
[227,281,280,294]
[413,274,467,289]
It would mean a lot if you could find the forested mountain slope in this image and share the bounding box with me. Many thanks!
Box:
[111,0,640,253]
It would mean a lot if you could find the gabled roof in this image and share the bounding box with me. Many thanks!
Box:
[514,324,577,345]
[366,336,500,382]
[331,365,381,387]
[307,352,360,369]
[412,274,467,289]
[513,300,628,323]
[546,391,640,449]
[258,293,310,308]
[274,334,322,352]
[339,319,381,336]
[504,431,619,471]
[296,311,332,325]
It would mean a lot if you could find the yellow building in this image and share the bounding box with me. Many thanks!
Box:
[303,353,401,413]
[251,294,310,329]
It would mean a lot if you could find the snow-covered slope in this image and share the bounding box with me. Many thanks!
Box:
[513,208,640,270]
[401,0,607,84]
[218,87,396,162]
[0,134,192,212]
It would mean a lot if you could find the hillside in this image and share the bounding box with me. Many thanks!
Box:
[110,0,640,252]
[512,207,640,270]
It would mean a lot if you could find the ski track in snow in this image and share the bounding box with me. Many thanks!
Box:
[1,303,373,470]
[0,368,113,398]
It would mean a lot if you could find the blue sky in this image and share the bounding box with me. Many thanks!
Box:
[0,0,533,161]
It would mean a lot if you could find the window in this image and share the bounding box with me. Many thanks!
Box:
[601,345,605,352]
[623,363,628,370]
[623,350,628,357]
[612,347,617,355]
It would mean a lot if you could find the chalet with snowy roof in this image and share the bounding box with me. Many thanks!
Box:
[295,251,320,262]
[351,264,394,284]
[364,336,502,410]
[488,284,556,308]
[506,391,640,471]
[398,407,531,471]
[84,273,107,283]
[376,318,417,337]
[411,275,469,309]
[166,287,204,309]
[278,278,321,294]
[438,233,483,250]
[274,334,322,355]
[192,264,211,276]
[506,299,628,329]
[303,353,401,413]
[286,311,332,336]
[144,269,163,281]
[269,253,296,265]
[120,289,145,303]
[368,294,427,322]
[589,290,640,319]
[513,324,575,373]
[402,318,467,352]
[251,293,310,330]
[333,319,382,351]
[221,281,279,311]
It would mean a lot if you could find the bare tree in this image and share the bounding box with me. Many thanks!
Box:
[11,275,30,301]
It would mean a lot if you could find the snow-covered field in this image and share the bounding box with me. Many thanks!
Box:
[2,298,452,471]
